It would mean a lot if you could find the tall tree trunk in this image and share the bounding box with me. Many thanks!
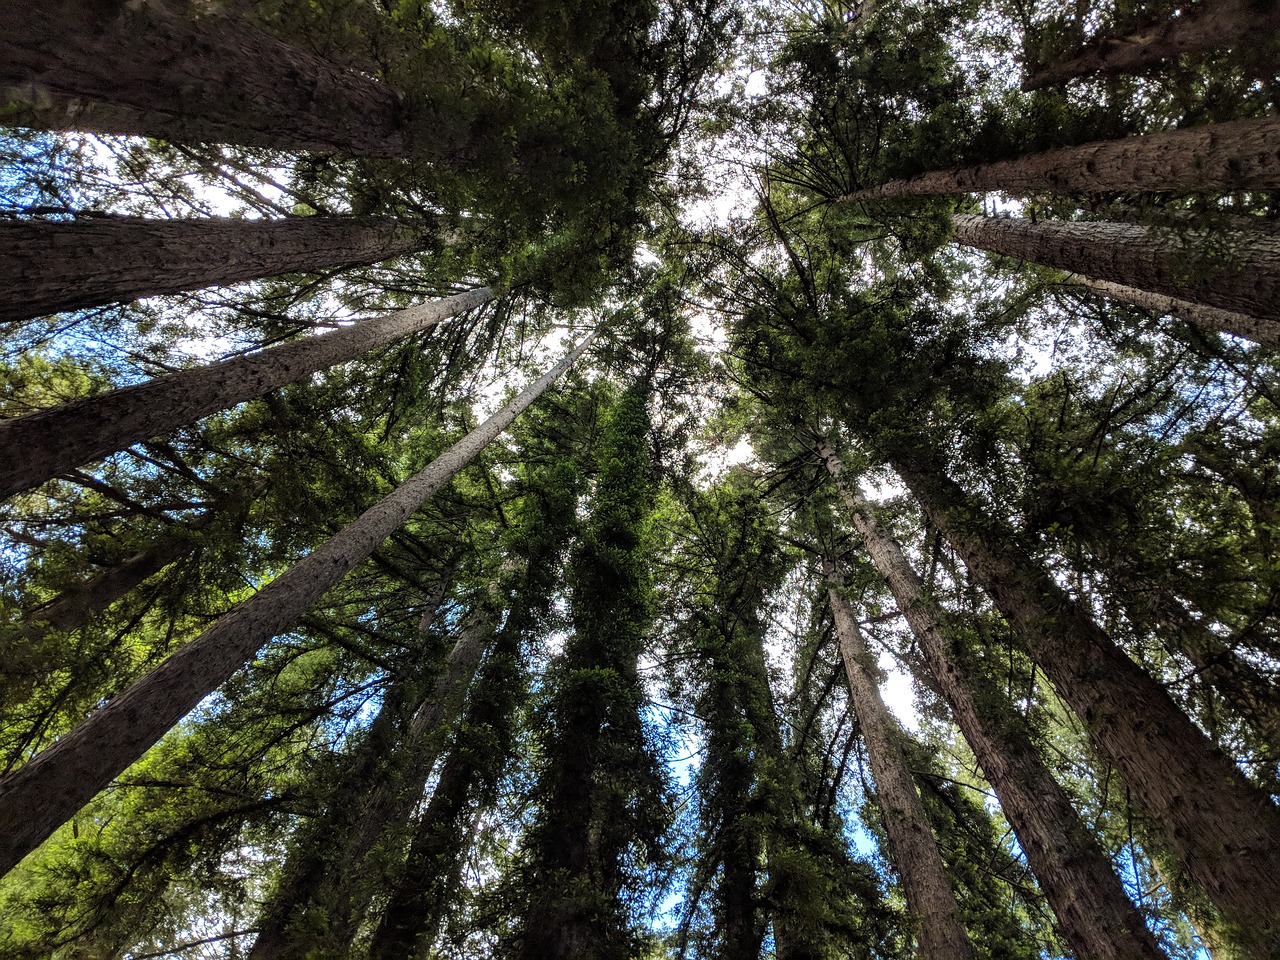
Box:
[1,215,421,323]
[249,606,494,960]
[0,330,596,878]
[0,0,413,156]
[0,287,494,502]
[882,437,1280,948]
[1063,274,1279,348]
[824,560,976,960]
[952,213,1280,322]
[819,444,1167,960]
[839,118,1280,201]
[1022,0,1280,90]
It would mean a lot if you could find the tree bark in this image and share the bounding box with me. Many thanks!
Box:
[1022,0,1280,91]
[819,444,1167,960]
[882,438,1280,946]
[839,118,1280,201]
[952,213,1280,322]
[1063,274,1280,348]
[0,330,596,878]
[0,0,413,156]
[824,561,976,960]
[0,286,494,502]
[0,216,421,323]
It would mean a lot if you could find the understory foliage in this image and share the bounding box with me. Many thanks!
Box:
[1,0,1278,957]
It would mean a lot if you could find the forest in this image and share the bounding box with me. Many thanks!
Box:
[1,0,1279,957]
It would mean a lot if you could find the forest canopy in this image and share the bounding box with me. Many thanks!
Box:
[2,0,1280,957]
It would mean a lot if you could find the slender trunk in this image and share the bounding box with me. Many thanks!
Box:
[0,330,596,877]
[952,213,1280,322]
[0,287,494,502]
[840,118,1280,201]
[883,439,1280,945]
[249,608,493,960]
[1022,0,1280,90]
[819,444,1167,960]
[0,0,413,156]
[1063,274,1279,348]
[824,561,976,960]
[1,216,421,323]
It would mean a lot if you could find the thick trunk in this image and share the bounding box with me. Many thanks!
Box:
[825,567,976,960]
[884,440,1280,944]
[0,0,412,156]
[0,287,494,502]
[0,331,596,877]
[0,216,420,323]
[820,444,1166,960]
[952,213,1280,322]
[249,608,493,960]
[1063,274,1280,348]
[840,118,1280,201]
[1022,0,1280,90]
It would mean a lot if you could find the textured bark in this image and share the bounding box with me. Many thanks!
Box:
[0,330,596,878]
[825,565,976,960]
[840,118,1280,201]
[0,0,412,156]
[819,444,1166,960]
[884,440,1280,943]
[1064,274,1280,348]
[0,216,420,323]
[249,608,493,960]
[953,214,1280,322]
[0,287,494,502]
[1022,0,1280,90]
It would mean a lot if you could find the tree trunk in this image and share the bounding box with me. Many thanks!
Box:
[0,286,494,502]
[0,330,596,878]
[1063,274,1280,348]
[1022,0,1280,91]
[839,118,1280,201]
[883,438,1280,946]
[952,213,1280,322]
[824,562,976,960]
[249,607,493,960]
[819,444,1167,960]
[0,0,413,156]
[0,215,421,323]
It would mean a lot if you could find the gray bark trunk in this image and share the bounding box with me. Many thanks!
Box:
[0,330,596,878]
[1063,274,1280,348]
[825,563,976,960]
[0,215,421,323]
[0,0,412,156]
[885,442,1280,945]
[0,287,494,502]
[840,118,1280,200]
[819,444,1166,960]
[1022,0,1280,91]
[952,213,1280,322]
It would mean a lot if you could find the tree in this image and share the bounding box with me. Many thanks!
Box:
[0,330,596,877]
[0,214,425,323]
[0,286,494,501]
[836,117,1280,201]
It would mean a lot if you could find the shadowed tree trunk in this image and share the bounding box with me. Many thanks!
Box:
[881,435,1280,948]
[1062,274,1279,348]
[839,118,1280,201]
[824,557,976,960]
[0,330,597,878]
[819,443,1167,960]
[0,0,414,156]
[1,216,422,323]
[952,214,1280,322]
[0,287,494,502]
[1022,0,1280,91]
